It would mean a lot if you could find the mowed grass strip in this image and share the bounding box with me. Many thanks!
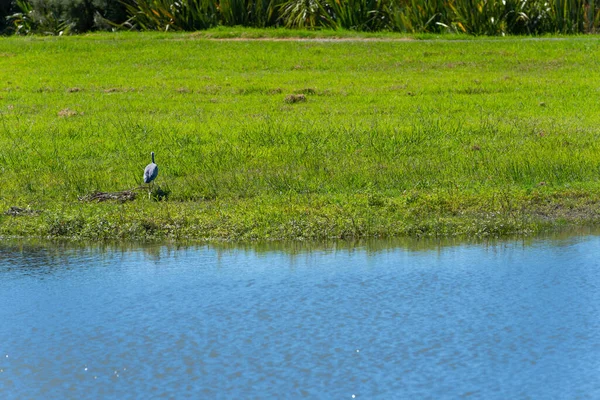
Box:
[1,32,600,240]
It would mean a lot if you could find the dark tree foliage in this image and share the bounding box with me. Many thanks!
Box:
[4,0,129,33]
[0,0,18,32]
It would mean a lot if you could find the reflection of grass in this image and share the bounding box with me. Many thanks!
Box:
[1,32,600,240]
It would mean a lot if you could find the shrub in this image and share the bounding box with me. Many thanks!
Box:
[6,0,128,34]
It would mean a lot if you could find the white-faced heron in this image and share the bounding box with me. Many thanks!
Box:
[143,152,158,192]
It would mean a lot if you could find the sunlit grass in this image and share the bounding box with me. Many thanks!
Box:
[1,32,600,240]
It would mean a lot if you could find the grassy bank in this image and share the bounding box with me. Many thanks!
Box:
[1,31,600,241]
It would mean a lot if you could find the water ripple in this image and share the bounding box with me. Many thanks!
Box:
[0,236,600,398]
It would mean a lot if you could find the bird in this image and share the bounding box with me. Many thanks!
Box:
[143,151,158,190]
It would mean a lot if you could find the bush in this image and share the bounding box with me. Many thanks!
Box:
[6,0,128,34]
[1,1,18,33]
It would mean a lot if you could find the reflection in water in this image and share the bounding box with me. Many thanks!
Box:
[1,234,600,399]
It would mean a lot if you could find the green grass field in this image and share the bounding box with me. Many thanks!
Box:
[1,31,600,241]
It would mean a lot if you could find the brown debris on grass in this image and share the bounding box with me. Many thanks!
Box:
[58,108,81,117]
[67,87,82,93]
[79,190,137,203]
[103,87,135,93]
[284,94,306,104]
[4,206,42,216]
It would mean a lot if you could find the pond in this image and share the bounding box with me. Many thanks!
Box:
[1,234,600,399]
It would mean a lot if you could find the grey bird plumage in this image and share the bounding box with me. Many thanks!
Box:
[144,152,158,184]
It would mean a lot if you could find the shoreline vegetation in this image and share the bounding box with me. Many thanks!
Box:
[2,0,600,36]
[1,31,600,241]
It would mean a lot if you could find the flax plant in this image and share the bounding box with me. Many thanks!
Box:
[122,0,218,30]
[386,0,448,33]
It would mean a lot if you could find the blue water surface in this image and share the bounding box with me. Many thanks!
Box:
[0,235,599,399]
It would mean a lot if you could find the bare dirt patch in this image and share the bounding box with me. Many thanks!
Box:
[209,37,416,42]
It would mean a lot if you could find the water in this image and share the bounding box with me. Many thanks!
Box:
[1,235,600,399]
